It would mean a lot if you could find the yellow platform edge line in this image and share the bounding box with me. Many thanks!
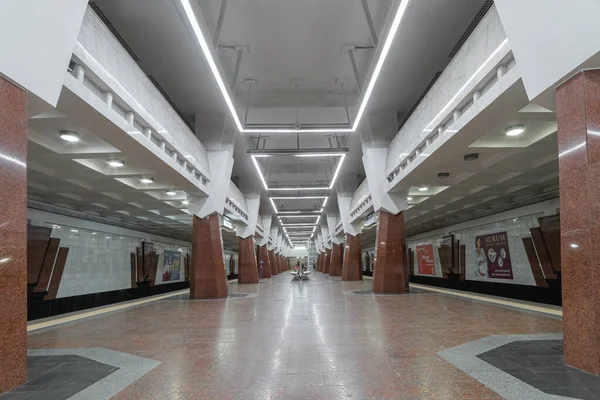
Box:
[27,289,190,332]
[409,283,562,317]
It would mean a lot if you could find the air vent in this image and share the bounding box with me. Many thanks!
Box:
[448,0,494,58]
[89,2,140,62]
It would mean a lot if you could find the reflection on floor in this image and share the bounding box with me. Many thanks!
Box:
[23,272,564,399]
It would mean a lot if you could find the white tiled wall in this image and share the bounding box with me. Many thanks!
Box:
[407,199,560,286]
[28,209,191,298]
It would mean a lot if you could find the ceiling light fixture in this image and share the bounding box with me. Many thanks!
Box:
[407,197,413,201]
[269,198,278,213]
[437,172,450,178]
[322,197,329,207]
[108,160,124,167]
[463,153,479,162]
[140,177,154,184]
[252,154,346,191]
[59,131,80,142]
[182,200,190,205]
[270,196,328,200]
[505,125,525,136]
[178,0,411,133]
[418,187,428,192]
[166,190,177,196]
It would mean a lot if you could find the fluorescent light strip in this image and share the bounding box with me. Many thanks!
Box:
[279,215,321,218]
[271,196,328,200]
[269,198,278,213]
[179,0,243,131]
[294,153,346,157]
[179,0,411,133]
[251,154,346,191]
[282,223,316,226]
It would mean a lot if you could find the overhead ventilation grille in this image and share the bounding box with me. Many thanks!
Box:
[89,2,140,62]
[448,0,494,58]
[397,0,494,131]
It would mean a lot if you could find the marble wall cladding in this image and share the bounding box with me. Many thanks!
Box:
[372,211,409,293]
[27,209,191,298]
[237,236,259,284]
[257,245,272,278]
[322,249,331,274]
[76,8,209,172]
[329,243,343,277]
[386,6,507,172]
[407,199,560,286]
[556,70,600,375]
[190,214,228,299]
[0,76,27,393]
[268,250,278,276]
[341,234,362,281]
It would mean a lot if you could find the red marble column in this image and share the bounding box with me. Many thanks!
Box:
[342,234,362,281]
[0,76,27,393]
[557,70,600,374]
[372,210,409,293]
[257,245,272,278]
[316,253,321,272]
[319,252,324,272]
[238,236,259,284]
[280,255,287,271]
[190,214,228,299]
[268,249,278,276]
[329,243,343,276]
[323,249,331,274]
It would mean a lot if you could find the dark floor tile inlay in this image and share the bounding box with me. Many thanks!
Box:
[478,340,600,400]
[0,355,118,400]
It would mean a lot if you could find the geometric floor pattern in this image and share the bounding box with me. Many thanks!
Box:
[24,273,564,399]
[439,333,596,400]
[0,349,159,400]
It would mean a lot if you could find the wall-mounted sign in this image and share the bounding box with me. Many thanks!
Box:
[364,212,376,227]
[163,250,181,281]
[474,231,513,279]
[416,244,435,275]
[222,216,234,230]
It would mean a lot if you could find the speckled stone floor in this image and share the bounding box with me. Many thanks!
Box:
[27,272,562,399]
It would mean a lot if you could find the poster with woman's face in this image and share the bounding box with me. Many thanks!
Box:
[474,232,514,279]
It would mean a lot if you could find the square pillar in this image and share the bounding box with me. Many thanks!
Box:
[323,249,331,274]
[372,210,409,293]
[0,76,27,393]
[191,214,228,299]
[238,236,259,284]
[557,69,600,374]
[329,243,343,276]
[268,249,278,276]
[257,245,272,278]
[342,234,362,281]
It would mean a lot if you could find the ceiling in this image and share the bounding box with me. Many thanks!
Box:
[25,0,504,246]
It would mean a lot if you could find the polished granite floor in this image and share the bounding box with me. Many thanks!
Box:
[27,272,563,399]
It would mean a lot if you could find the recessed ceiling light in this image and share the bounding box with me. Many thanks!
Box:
[418,187,428,192]
[140,177,154,184]
[505,125,525,136]
[71,229,79,233]
[407,197,413,201]
[464,153,479,162]
[59,131,80,142]
[92,232,97,235]
[166,190,177,196]
[108,160,125,167]
[182,200,190,205]
[437,172,450,178]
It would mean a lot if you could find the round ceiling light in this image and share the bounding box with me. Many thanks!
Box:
[108,160,124,167]
[140,177,154,184]
[59,131,80,142]
[505,125,525,136]
[464,153,479,161]
[166,190,177,196]
[418,187,428,192]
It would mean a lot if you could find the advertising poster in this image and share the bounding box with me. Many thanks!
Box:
[163,250,182,281]
[416,244,436,275]
[474,231,513,279]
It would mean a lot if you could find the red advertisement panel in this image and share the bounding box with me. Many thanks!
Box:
[474,231,514,279]
[416,244,435,275]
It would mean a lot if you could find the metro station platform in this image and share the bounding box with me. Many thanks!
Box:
[9,272,577,400]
